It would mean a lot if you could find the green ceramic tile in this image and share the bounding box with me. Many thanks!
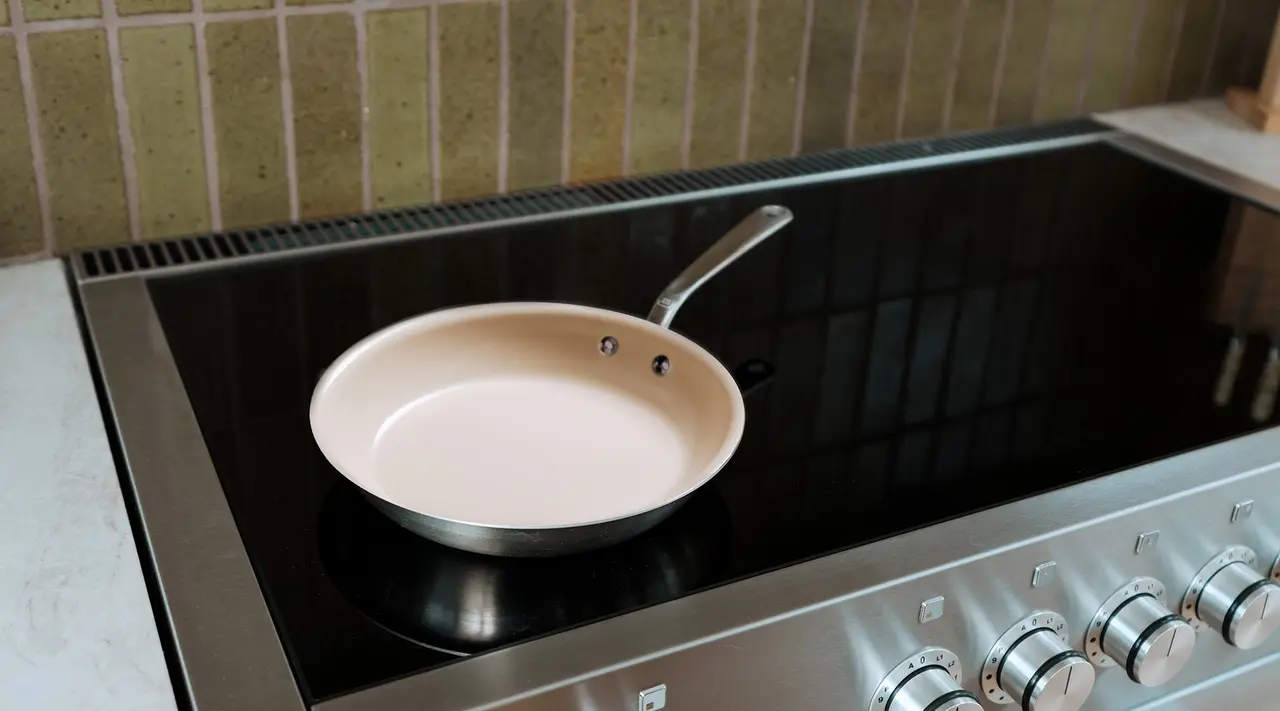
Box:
[901,0,963,139]
[630,0,688,174]
[205,0,268,12]
[949,0,1008,132]
[569,0,628,182]
[1166,0,1220,101]
[367,9,430,209]
[1,1,9,26]
[0,37,42,257]
[509,0,564,189]
[287,0,348,7]
[1033,0,1092,120]
[1080,0,1140,113]
[29,30,128,249]
[689,0,749,168]
[207,19,289,228]
[993,0,1052,125]
[744,0,805,159]
[118,0,188,17]
[121,26,210,240]
[800,0,859,152]
[23,0,100,21]
[852,0,911,145]
[1126,0,1181,106]
[288,13,361,218]
[438,1,500,200]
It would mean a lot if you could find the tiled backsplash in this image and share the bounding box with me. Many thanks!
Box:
[0,0,1277,261]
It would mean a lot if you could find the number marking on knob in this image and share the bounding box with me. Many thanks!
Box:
[1085,577,1166,667]
[981,612,1069,706]
[1182,546,1257,631]
[867,647,964,711]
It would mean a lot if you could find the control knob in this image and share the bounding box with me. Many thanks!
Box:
[1085,577,1194,686]
[1183,546,1280,649]
[983,611,1095,711]
[869,647,981,711]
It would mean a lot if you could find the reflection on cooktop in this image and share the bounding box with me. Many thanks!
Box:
[318,481,732,656]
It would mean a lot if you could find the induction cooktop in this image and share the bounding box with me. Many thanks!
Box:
[139,140,1275,704]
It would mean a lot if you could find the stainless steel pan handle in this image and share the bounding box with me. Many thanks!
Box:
[646,205,794,329]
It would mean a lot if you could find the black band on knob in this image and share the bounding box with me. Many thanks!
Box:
[1221,578,1275,645]
[1099,592,1156,651]
[1195,562,1242,621]
[996,628,1055,689]
[923,690,978,711]
[1020,651,1084,711]
[1124,614,1182,683]
[884,665,945,711]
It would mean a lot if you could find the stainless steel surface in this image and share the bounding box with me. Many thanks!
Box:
[869,647,965,711]
[982,611,1072,706]
[919,597,945,625]
[77,277,305,711]
[888,668,978,711]
[1182,546,1259,631]
[1135,531,1160,555]
[1106,133,1280,214]
[646,206,793,329]
[1128,617,1194,688]
[1225,575,1280,650]
[989,616,1094,711]
[1086,578,1171,669]
[1033,562,1058,588]
[85,268,1280,711]
[1026,653,1094,711]
[637,684,667,711]
[1187,552,1280,649]
[1099,592,1194,686]
[1231,500,1255,523]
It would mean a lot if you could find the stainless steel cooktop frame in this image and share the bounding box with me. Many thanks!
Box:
[76,130,1280,711]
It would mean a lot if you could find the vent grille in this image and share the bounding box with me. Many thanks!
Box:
[72,118,1111,281]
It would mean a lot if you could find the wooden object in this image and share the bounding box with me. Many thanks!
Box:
[1227,10,1280,132]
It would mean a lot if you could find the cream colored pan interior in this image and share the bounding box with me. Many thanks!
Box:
[310,206,793,534]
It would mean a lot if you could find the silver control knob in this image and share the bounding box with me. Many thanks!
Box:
[1184,547,1280,649]
[1086,577,1195,686]
[983,612,1095,711]
[870,648,980,711]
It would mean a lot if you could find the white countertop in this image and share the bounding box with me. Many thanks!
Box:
[1098,99,1280,192]
[0,260,175,710]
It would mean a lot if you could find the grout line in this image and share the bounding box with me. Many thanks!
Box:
[1121,0,1148,104]
[1030,0,1060,121]
[276,0,299,221]
[355,2,371,210]
[621,0,637,174]
[986,0,1014,128]
[1158,0,1188,103]
[191,0,222,231]
[941,0,970,133]
[5,3,373,34]
[790,0,814,156]
[560,0,573,184]
[680,0,698,170]
[1075,0,1105,114]
[103,0,143,242]
[8,0,55,254]
[737,0,758,161]
[1198,0,1226,96]
[497,0,508,191]
[428,2,441,201]
[893,0,920,140]
[845,0,870,146]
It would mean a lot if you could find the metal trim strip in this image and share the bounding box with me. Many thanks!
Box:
[1105,133,1280,215]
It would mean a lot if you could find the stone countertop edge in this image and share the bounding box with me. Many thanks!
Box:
[0,259,177,711]
[1097,99,1280,193]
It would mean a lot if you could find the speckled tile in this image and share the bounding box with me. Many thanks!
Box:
[1167,0,1220,101]
[29,30,129,249]
[800,0,859,152]
[288,13,361,218]
[205,0,268,11]
[367,9,431,209]
[437,0,500,200]
[689,0,749,168]
[1033,0,1092,120]
[949,0,1007,133]
[993,0,1052,125]
[120,26,210,239]
[852,0,912,145]
[206,19,289,228]
[118,0,189,16]
[744,0,805,160]
[1081,0,1140,113]
[569,0,628,182]
[901,0,963,139]
[1126,0,1181,106]
[509,0,564,189]
[0,37,42,257]
[23,0,100,21]
[630,0,688,174]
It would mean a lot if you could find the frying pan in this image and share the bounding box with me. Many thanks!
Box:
[310,205,793,556]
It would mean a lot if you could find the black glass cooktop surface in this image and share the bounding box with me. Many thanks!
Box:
[147,144,1277,703]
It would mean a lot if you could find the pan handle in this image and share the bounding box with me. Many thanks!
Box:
[646,205,794,329]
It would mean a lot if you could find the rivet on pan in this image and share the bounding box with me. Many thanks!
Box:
[652,355,670,376]
[599,336,619,356]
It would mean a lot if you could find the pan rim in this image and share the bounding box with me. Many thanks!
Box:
[309,301,747,531]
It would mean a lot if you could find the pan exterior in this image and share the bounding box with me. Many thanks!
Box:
[366,492,691,557]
